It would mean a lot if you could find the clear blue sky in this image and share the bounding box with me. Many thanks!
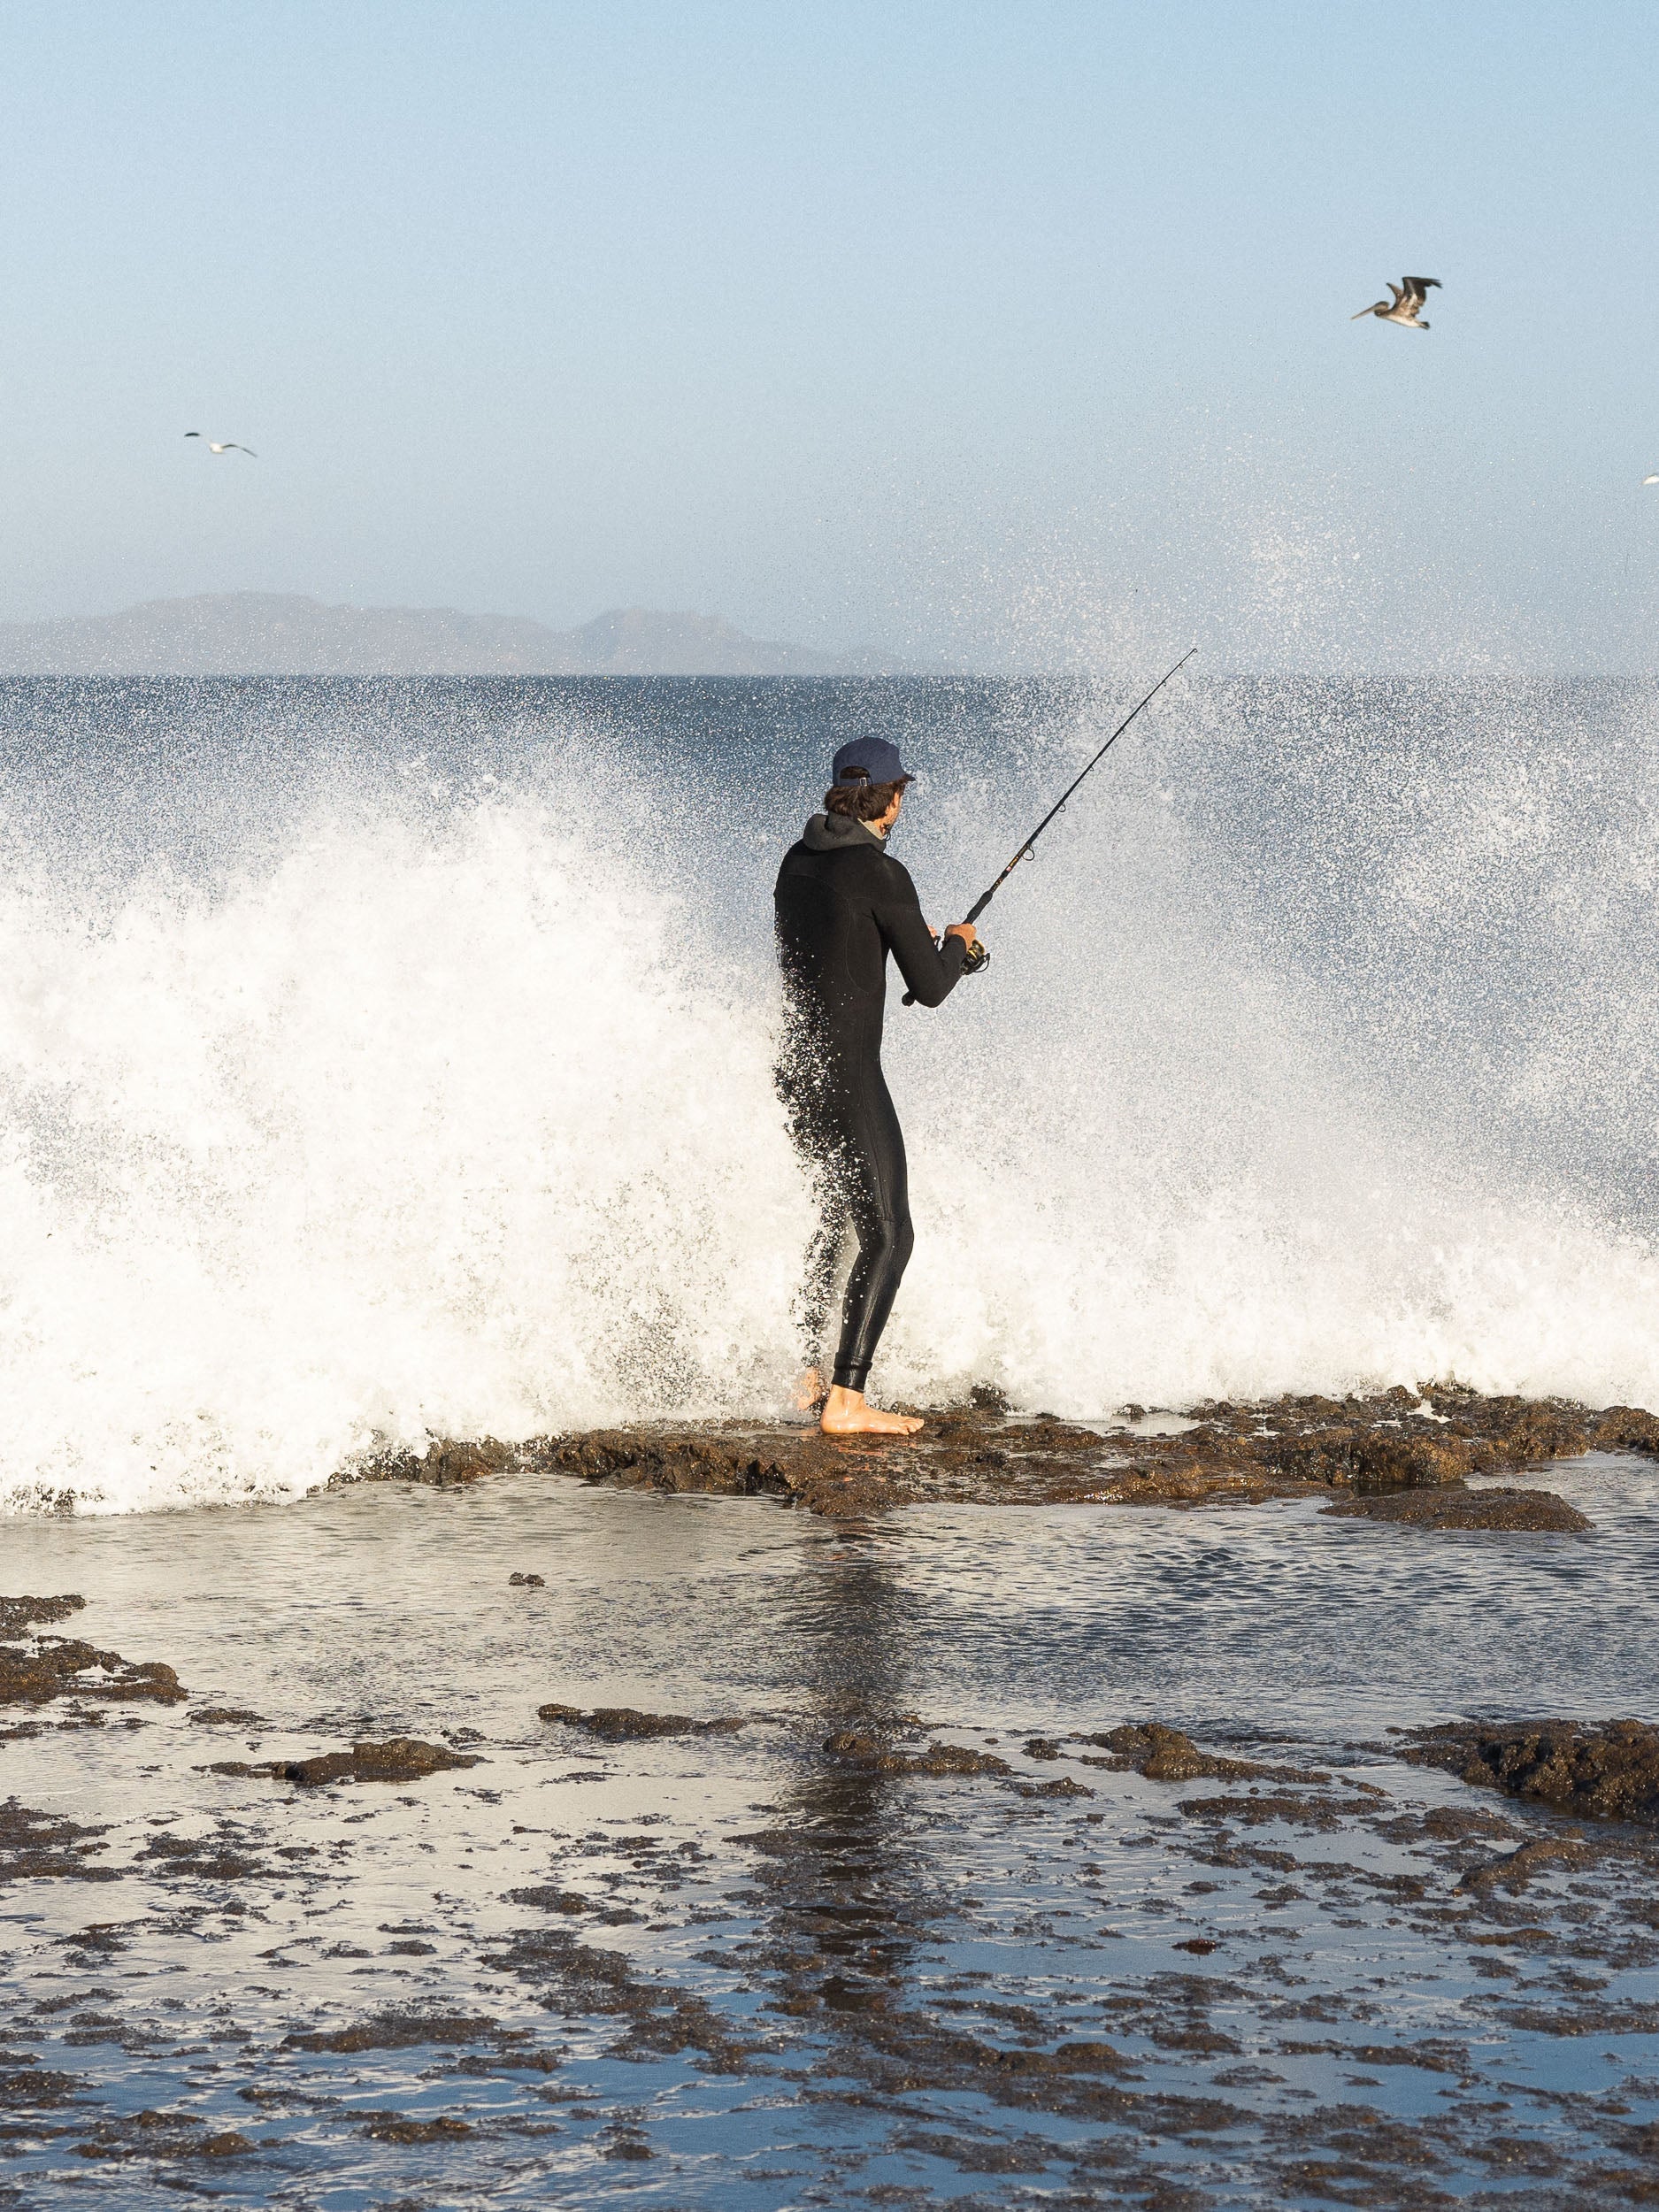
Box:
[2,0,1655,668]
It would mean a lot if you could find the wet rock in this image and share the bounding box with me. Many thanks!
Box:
[0,1800,115,1883]
[358,2112,473,2142]
[1082,1723,1332,1786]
[0,1595,85,1635]
[543,1431,793,1498]
[509,1885,595,1913]
[284,2009,500,2054]
[1402,1717,1659,1821]
[0,2059,84,2107]
[1460,1837,1595,1892]
[509,1571,546,1587]
[1592,1404,1659,1455]
[139,1831,268,1880]
[1425,1389,1592,1465]
[824,1730,1011,1777]
[73,2109,254,2159]
[186,1707,263,1726]
[536,1703,744,1740]
[0,1634,185,1708]
[208,1737,484,1786]
[1176,1792,1386,1831]
[342,1437,520,1487]
[327,1384,1655,1516]
[1324,1486,1592,1532]
[1267,1427,1481,1490]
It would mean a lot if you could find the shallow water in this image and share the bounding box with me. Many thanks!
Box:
[4,1463,1657,2206]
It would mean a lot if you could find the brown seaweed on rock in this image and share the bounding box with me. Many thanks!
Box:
[536,1703,746,1740]
[1402,1718,1659,1822]
[326,1379,1650,1517]
[1325,1487,1592,1532]
[208,1738,483,1787]
[0,1639,185,1708]
[1077,1723,1334,1786]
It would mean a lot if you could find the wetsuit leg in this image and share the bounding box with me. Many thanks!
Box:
[828,1063,913,1394]
[794,1187,851,1368]
[777,1064,851,1372]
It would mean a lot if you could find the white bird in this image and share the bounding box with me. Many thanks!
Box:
[1351,276,1440,330]
[1645,474,1659,486]
[184,432,257,457]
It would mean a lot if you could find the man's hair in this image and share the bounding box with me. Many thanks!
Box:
[824,771,911,822]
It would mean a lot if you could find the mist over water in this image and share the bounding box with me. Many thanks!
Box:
[1,673,1656,1516]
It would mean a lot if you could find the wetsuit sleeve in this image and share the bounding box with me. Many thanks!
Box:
[876,862,968,1008]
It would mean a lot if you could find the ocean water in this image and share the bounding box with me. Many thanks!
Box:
[2,672,1658,1517]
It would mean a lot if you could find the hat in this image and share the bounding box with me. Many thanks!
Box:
[830,736,913,787]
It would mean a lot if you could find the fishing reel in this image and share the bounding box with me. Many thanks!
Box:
[902,932,988,1006]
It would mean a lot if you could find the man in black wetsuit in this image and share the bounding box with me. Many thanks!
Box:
[774,736,984,1437]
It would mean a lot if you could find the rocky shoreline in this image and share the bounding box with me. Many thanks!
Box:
[339,1382,1654,1522]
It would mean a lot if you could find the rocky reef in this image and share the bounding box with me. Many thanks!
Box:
[337,1382,1650,1520]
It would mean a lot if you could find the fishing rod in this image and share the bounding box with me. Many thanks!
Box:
[902,645,1197,1004]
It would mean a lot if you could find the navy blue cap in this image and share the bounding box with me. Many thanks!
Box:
[830,736,913,787]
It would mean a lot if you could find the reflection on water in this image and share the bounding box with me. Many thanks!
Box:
[1,1464,1658,2203]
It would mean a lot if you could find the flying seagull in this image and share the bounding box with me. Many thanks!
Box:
[1351,277,1440,330]
[184,432,257,457]
[1645,474,1659,486]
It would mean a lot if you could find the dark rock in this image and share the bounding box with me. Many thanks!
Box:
[1082,1723,1329,1786]
[342,1437,519,1486]
[508,1886,595,1913]
[509,1571,546,1587]
[0,2062,83,2107]
[186,1707,263,1726]
[542,1431,792,1498]
[0,1799,114,1883]
[1401,1717,1659,1822]
[1324,1486,1592,1532]
[1592,1405,1659,1455]
[0,1636,185,1708]
[318,1385,1659,1517]
[283,2009,499,2053]
[208,1737,484,1786]
[0,1596,85,1635]
[536,1703,744,1740]
[359,2113,473,2142]
[1460,1837,1594,1892]
[1267,1427,1481,1490]
[824,1730,1010,1776]
[73,2109,253,2159]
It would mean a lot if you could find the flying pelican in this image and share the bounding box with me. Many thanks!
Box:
[1351,277,1440,330]
[184,432,257,457]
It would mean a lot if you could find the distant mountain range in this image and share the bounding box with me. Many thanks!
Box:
[0,593,869,676]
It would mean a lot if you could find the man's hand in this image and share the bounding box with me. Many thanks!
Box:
[944,922,981,952]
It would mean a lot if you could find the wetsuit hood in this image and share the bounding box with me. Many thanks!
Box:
[802,810,887,853]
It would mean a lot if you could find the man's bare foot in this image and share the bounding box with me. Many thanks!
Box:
[819,1386,924,1437]
[793,1365,826,1413]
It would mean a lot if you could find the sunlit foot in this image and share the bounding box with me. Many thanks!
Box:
[793,1365,826,1413]
[819,1386,924,1438]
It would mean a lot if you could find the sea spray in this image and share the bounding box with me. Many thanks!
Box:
[2,672,1658,1514]
[0,797,809,1513]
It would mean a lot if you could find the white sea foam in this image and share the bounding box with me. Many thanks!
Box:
[1,687,1656,1515]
